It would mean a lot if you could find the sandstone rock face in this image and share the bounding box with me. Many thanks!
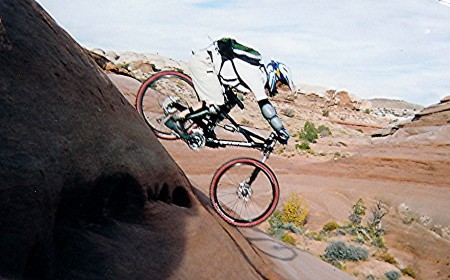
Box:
[0,1,283,279]
[411,99,450,126]
[441,95,450,103]
[103,50,189,81]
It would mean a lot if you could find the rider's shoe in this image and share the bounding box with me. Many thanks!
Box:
[164,118,189,140]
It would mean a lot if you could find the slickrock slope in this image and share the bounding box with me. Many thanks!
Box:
[0,1,352,280]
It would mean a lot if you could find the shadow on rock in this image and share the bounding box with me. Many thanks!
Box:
[0,1,193,279]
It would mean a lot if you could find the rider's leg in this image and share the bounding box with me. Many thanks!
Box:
[165,49,224,139]
[164,118,189,140]
[164,101,213,139]
[188,49,225,106]
[173,101,206,121]
[231,58,268,102]
[258,98,290,143]
[163,103,204,140]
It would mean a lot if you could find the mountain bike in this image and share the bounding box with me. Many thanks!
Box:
[135,70,280,227]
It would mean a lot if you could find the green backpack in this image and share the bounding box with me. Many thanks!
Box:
[216,37,262,66]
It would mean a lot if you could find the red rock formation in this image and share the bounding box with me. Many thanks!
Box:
[0,1,283,279]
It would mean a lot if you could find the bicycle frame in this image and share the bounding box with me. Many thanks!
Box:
[137,71,281,227]
[187,108,277,163]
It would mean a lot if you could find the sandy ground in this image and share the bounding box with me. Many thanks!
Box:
[158,129,450,279]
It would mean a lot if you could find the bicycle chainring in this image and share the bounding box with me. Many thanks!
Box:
[186,128,206,150]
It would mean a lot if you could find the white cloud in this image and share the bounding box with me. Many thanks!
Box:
[37,0,450,105]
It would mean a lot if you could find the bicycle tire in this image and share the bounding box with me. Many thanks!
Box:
[210,157,280,227]
[135,70,199,140]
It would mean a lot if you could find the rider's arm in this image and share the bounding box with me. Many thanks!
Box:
[258,99,290,144]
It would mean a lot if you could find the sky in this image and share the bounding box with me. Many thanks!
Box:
[36,0,450,106]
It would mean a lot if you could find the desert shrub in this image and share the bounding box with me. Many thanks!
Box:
[401,267,416,278]
[372,236,385,248]
[282,222,302,234]
[299,120,318,143]
[282,193,309,228]
[317,124,332,137]
[333,152,349,159]
[323,241,369,264]
[323,221,340,232]
[364,108,371,114]
[378,252,397,265]
[295,141,311,152]
[306,231,324,241]
[402,213,416,225]
[349,198,367,225]
[118,62,130,70]
[322,110,330,117]
[384,270,401,280]
[367,201,388,234]
[268,210,284,237]
[280,233,296,246]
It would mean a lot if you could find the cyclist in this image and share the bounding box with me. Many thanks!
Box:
[165,37,294,144]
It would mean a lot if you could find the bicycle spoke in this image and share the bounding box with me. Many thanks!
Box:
[217,191,238,197]
[136,71,197,138]
[211,158,279,226]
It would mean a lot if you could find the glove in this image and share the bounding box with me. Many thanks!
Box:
[276,128,290,145]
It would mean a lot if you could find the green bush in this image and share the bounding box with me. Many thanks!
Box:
[349,198,367,225]
[323,221,340,232]
[385,270,401,280]
[268,210,284,237]
[118,62,130,70]
[306,231,324,241]
[282,222,302,234]
[323,241,369,264]
[280,233,296,246]
[372,236,385,248]
[299,121,318,143]
[401,267,416,279]
[378,252,397,264]
[295,141,311,152]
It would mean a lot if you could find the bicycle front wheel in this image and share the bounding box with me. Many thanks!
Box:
[135,70,199,139]
[210,158,280,227]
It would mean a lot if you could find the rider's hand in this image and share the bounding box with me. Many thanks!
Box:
[277,128,290,145]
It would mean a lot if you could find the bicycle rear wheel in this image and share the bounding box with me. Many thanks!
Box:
[210,158,279,227]
[135,71,199,139]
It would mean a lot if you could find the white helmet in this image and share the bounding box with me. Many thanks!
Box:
[266,60,295,95]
